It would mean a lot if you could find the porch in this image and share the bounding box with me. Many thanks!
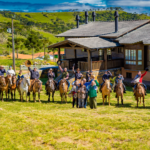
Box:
[48,37,123,71]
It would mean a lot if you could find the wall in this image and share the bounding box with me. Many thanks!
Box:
[122,67,150,81]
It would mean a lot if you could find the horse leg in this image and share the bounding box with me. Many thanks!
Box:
[33,92,36,103]
[117,97,119,105]
[108,94,110,106]
[38,92,41,103]
[65,93,67,104]
[143,97,145,108]
[52,92,54,102]
[14,90,16,101]
[140,97,141,104]
[61,94,62,103]
[137,98,138,107]
[121,95,124,106]
[11,90,13,100]
[26,92,28,102]
[48,92,50,102]
[2,91,3,102]
[102,95,105,105]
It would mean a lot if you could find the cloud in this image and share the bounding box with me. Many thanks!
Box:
[107,0,150,7]
[76,0,106,6]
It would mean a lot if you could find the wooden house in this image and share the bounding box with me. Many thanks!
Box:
[48,11,150,81]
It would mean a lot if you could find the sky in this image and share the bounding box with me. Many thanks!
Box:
[1,0,150,13]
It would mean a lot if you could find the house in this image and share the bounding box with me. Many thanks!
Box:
[48,11,150,82]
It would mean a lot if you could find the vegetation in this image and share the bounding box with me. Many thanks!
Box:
[0,9,150,56]
[0,85,150,149]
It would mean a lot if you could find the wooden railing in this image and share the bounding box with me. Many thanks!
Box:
[61,59,124,71]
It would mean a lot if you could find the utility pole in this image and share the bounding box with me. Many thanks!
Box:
[12,16,15,71]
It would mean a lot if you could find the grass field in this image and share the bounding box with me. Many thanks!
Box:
[0,82,150,150]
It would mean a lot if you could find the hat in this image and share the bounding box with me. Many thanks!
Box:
[50,68,53,71]
[9,66,12,68]
[118,74,121,76]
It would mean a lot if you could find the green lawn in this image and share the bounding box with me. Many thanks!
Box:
[0,83,150,150]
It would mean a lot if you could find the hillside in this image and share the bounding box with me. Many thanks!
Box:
[0,10,150,56]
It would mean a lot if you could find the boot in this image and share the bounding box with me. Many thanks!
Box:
[124,90,126,93]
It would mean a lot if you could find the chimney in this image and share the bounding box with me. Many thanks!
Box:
[85,11,88,24]
[114,10,119,32]
[76,15,80,28]
[92,12,96,21]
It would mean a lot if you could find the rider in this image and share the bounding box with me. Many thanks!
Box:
[131,68,149,95]
[16,70,24,87]
[57,65,70,89]
[6,66,15,76]
[0,65,6,76]
[100,70,112,92]
[45,68,57,93]
[72,65,83,84]
[28,67,42,91]
[114,74,126,93]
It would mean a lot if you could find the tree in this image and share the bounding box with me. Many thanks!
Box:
[15,38,24,59]
[41,38,52,58]
[25,32,43,60]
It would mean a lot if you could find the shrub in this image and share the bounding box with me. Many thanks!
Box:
[44,54,50,61]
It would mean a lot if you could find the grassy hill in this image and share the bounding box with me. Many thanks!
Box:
[0,10,150,56]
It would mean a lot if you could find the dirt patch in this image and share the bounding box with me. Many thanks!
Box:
[57,137,73,143]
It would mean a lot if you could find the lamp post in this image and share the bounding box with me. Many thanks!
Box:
[12,15,15,71]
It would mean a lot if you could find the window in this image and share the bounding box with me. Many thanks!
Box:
[125,49,136,65]
[118,47,123,53]
[107,49,112,60]
[138,50,142,65]
[99,49,104,60]
[126,72,132,79]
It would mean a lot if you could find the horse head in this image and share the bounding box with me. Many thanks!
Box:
[105,79,110,90]
[48,79,55,91]
[24,77,30,86]
[12,75,17,85]
[0,76,6,87]
[6,74,12,87]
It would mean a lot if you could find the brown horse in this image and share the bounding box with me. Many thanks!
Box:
[10,75,17,100]
[28,79,42,103]
[101,79,111,106]
[46,79,55,102]
[0,75,12,101]
[59,79,68,103]
[134,83,145,107]
[115,80,124,105]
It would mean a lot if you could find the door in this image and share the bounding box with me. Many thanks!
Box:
[144,46,148,69]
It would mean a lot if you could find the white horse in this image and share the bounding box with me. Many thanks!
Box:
[19,77,30,102]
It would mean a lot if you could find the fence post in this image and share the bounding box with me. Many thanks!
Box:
[20,65,21,71]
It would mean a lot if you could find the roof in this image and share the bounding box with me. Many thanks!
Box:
[48,37,121,49]
[56,20,150,38]
[117,23,150,44]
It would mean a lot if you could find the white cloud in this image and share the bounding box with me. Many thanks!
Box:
[76,0,106,6]
[107,0,150,7]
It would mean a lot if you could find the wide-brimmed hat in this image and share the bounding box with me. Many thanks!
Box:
[25,60,31,67]
[49,68,53,71]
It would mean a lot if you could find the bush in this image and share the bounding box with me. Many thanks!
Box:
[44,54,50,61]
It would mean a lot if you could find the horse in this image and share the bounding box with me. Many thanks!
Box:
[28,79,42,103]
[115,80,124,105]
[134,83,145,107]
[59,79,68,103]
[101,79,111,106]
[18,77,30,102]
[46,79,55,102]
[0,75,12,101]
[10,75,17,100]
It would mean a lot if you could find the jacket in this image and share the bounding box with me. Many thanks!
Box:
[88,85,97,98]
[0,69,6,76]
[69,85,78,98]
[48,72,55,79]
[115,76,124,83]
[77,85,86,99]
[28,67,39,79]
[6,69,15,76]
[94,80,99,86]
[17,74,24,80]
[102,72,112,82]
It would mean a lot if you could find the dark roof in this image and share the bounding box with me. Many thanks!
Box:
[56,20,149,38]
[48,37,120,49]
[117,23,150,44]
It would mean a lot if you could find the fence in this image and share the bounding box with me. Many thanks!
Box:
[20,65,55,71]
